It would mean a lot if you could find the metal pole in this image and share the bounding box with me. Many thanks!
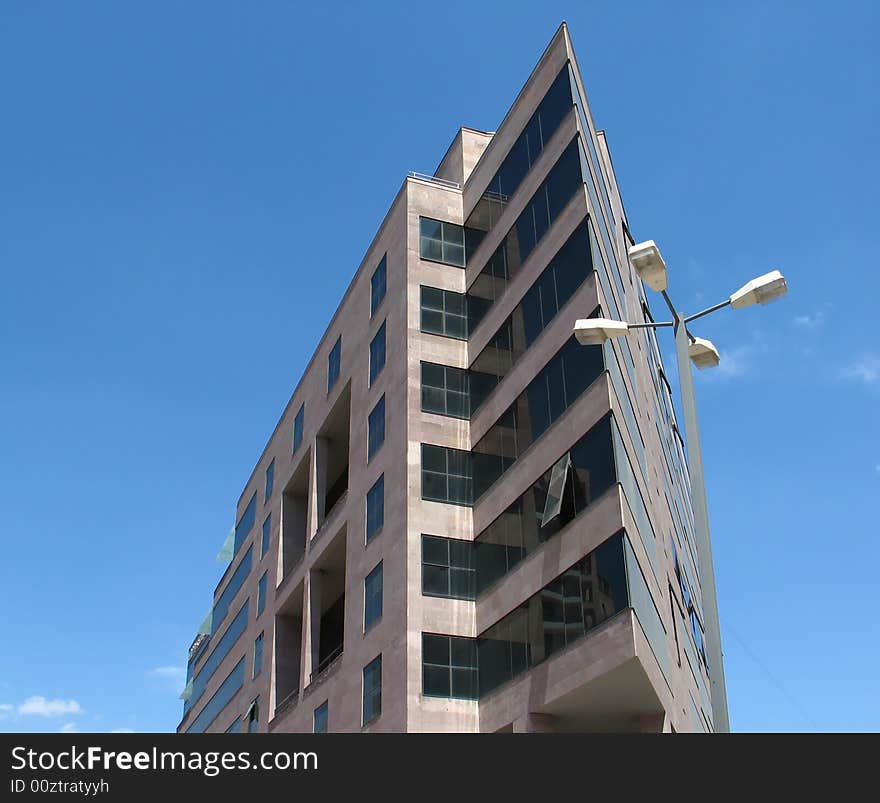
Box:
[673,312,730,733]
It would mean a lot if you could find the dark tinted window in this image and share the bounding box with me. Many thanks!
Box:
[364,562,383,630]
[477,532,628,697]
[368,395,385,460]
[366,475,384,543]
[475,414,617,593]
[369,322,386,386]
[293,404,305,453]
[362,656,382,724]
[371,255,387,317]
[421,444,473,506]
[422,633,478,699]
[419,217,466,267]
[328,336,342,392]
[422,535,476,600]
[420,286,468,340]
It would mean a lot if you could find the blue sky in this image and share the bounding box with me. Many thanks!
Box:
[1,1,877,733]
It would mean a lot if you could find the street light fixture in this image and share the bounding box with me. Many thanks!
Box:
[573,317,629,346]
[574,239,787,734]
[688,337,721,370]
[729,269,787,309]
[627,240,668,291]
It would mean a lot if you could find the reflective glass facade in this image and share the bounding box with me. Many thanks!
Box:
[213,547,252,634]
[185,600,249,714]
[475,414,617,593]
[233,492,257,554]
[477,532,628,697]
[185,657,246,733]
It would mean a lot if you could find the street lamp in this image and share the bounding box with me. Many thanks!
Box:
[574,240,787,734]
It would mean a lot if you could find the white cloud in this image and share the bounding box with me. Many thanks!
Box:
[842,355,880,385]
[794,311,825,329]
[0,703,13,712]
[59,722,78,734]
[110,728,136,733]
[18,697,83,718]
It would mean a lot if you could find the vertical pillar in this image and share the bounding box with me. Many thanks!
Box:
[673,314,729,733]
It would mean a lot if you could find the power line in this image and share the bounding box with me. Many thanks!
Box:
[722,618,819,730]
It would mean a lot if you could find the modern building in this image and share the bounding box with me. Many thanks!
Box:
[178,21,717,734]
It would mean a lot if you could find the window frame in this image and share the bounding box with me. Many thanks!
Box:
[365,474,385,543]
[328,335,342,393]
[369,322,386,386]
[362,655,382,726]
[367,394,386,460]
[363,561,383,632]
[370,254,387,318]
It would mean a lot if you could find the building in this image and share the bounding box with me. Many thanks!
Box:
[177,21,716,734]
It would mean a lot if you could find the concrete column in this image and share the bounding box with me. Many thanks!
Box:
[314,437,328,531]
[513,713,557,733]
[299,572,323,690]
[308,570,323,679]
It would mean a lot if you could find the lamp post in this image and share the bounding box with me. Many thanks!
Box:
[574,242,787,734]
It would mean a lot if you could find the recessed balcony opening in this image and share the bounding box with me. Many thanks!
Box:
[317,384,351,533]
[274,580,304,719]
[308,529,347,683]
[281,455,309,580]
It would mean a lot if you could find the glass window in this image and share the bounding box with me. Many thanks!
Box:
[420,286,468,340]
[313,701,328,734]
[292,403,305,454]
[471,334,605,501]
[371,254,387,317]
[366,475,384,543]
[422,633,478,699]
[261,514,271,559]
[477,532,628,697]
[420,362,470,419]
[328,335,341,392]
[184,601,249,714]
[368,395,385,460]
[264,459,275,501]
[369,322,386,386]
[362,656,382,725]
[246,696,259,734]
[233,492,257,554]
[466,138,585,323]
[212,547,253,633]
[257,571,267,617]
[364,562,383,631]
[469,66,574,234]
[253,632,264,679]
[474,414,617,593]
[419,217,466,267]
[421,444,473,507]
[422,535,475,600]
[184,658,246,733]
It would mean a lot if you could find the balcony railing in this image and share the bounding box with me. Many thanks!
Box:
[408,171,462,190]
[308,645,343,686]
